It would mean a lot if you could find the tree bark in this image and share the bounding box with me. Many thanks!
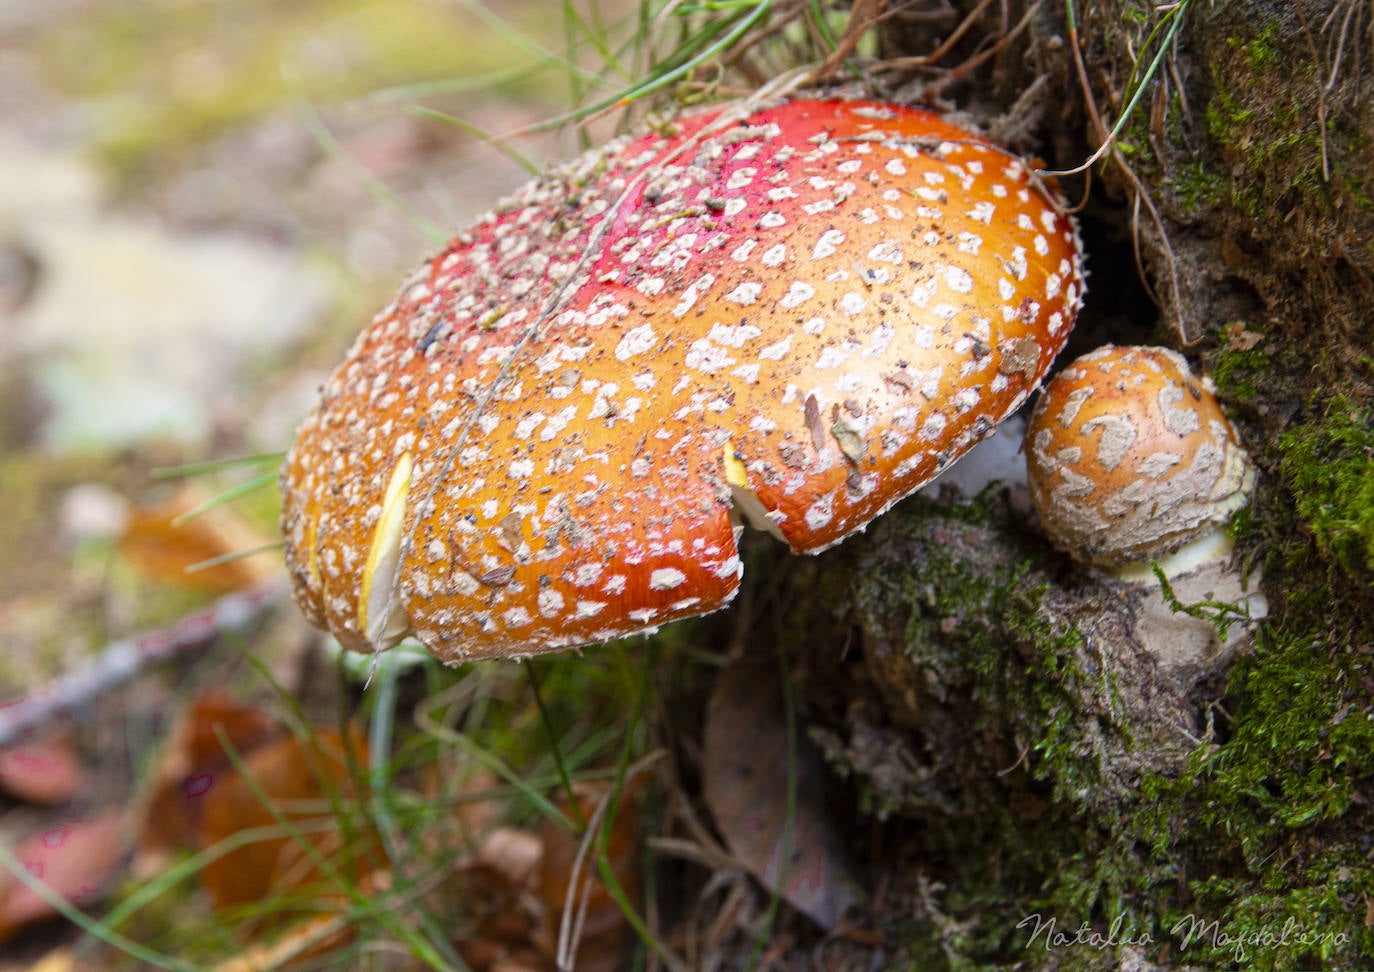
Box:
[771,2,1374,968]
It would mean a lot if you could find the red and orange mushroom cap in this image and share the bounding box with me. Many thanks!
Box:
[281,98,1086,662]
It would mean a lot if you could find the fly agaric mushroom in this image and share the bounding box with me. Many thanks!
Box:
[1024,344,1264,678]
[282,97,1086,663]
[1024,344,1255,578]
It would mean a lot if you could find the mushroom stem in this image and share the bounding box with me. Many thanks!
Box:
[1108,528,1235,585]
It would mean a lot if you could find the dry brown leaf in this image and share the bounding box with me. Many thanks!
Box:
[475,826,543,891]
[197,727,377,914]
[0,810,125,943]
[457,906,552,972]
[703,663,862,929]
[118,485,279,593]
[1224,320,1264,351]
[0,734,82,805]
[138,691,279,860]
[535,779,643,972]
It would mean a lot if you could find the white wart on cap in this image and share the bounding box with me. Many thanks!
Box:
[282,97,1086,662]
[1025,344,1255,575]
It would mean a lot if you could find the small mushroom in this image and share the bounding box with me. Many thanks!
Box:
[1024,344,1255,576]
[282,97,1086,662]
[1024,344,1264,677]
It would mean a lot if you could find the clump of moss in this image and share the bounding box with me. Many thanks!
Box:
[808,440,1374,969]
[1202,31,1340,233]
[803,493,1215,967]
[1230,19,1281,72]
[1277,396,1374,577]
[1117,387,1374,968]
[1204,323,1272,404]
[1168,158,1227,215]
[1129,621,1374,967]
[843,494,1135,813]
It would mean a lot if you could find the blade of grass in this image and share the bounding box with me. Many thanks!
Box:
[367,660,470,970]
[417,701,576,832]
[1043,0,1192,176]
[507,0,774,137]
[451,0,605,85]
[152,452,283,479]
[212,725,460,971]
[525,659,588,830]
[405,105,542,177]
[366,61,564,102]
[184,542,284,574]
[96,814,359,936]
[587,647,686,970]
[167,471,276,527]
[563,0,633,93]
[0,839,200,972]
[285,71,449,245]
[745,617,799,969]
[231,640,387,894]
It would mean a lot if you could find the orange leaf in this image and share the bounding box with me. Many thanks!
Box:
[138,691,279,859]
[197,727,378,915]
[118,486,279,593]
[535,780,643,972]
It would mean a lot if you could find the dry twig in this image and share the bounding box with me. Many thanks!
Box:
[0,582,286,747]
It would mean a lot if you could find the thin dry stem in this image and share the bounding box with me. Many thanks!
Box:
[1045,1,1190,340]
[0,582,286,747]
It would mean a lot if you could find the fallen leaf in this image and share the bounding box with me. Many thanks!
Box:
[197,727,377,913]
[476,827,543,891]
[1224,320,1264,352]
[138,691,279,860]
[447,856,545,972]
[702,663,863,929]
[535,779,643,972]
[118,486,279,593]
[0,734,82,805]
[0,810,125,943]
[418,767,551,972]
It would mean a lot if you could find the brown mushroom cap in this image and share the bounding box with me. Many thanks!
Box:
[1025,344,1255,568]
[282,98,1086,662]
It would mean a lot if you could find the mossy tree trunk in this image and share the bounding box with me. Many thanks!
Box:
[772,2,1374,968]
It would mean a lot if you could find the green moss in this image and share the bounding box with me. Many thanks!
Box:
[1203,20,1329,226]
[1205,75,1256,141]
[1227,19,1281,71]
[1128,618,1374,967]
[1168,158,1225,214]
[1277,397,1374,576]
[857,496,1115,812]
[1108,386,1374,969]
[1205,325,1270,402]
[841,463,1374,968]
[837,496,1187,966]
[1200,13,1374,243]
[1199,633,1373,839]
